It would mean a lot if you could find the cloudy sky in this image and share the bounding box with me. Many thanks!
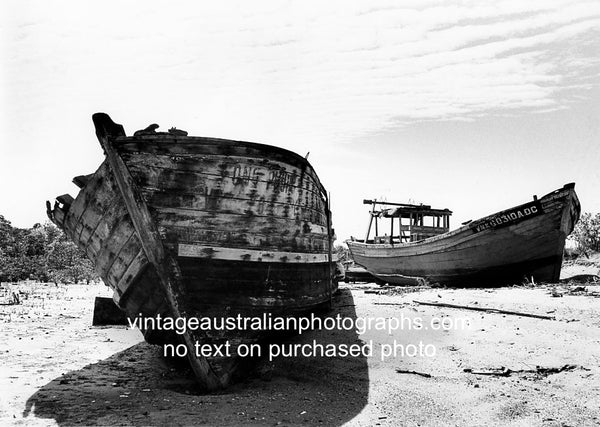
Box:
[2,0,599,242]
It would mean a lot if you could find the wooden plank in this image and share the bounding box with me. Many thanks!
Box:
[63,163,117,246]
[128,167,327,213]
[178,244,333,263]
[154,208,328,237]
[121,151,325,194]
[94,225,137,284]
[162,225,330,253]
[79,196,123,260]
[116,265,168,320]
[115,138,326,189]
[115,249,148,296]
[140,190,327,225]
[106,232,142,291]
[62,163,106,233]
[93,112,223,390]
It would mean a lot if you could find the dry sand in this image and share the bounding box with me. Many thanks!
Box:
[1,257,599,426]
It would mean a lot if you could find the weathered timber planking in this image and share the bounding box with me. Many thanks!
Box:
[105,234,142,294]
[115,138,327,188]
[128,167,326,215]
[178,244,331,263]
[93,226,137,285]
[355,229,561,272]
[159,228,330,254]
[116,264,163,315]
[114,249,148,298]
[160,225,329,253]
[396,209,560,260]
[140,190,327,225]
[361,242,561,278]
[371,256,562,286]
[62,163,113,242]
[82,199,129,262]
[93,113,225,390]
[154,208,327,238]
[68,166,121,251]
[120,151,325,194]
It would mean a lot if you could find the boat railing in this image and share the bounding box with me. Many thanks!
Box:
[361,199,452,244]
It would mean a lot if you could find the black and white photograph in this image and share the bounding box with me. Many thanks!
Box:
[1,1,599,425]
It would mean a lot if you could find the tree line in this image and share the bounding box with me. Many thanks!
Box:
[569,212,600,255]
[0,215,98,284]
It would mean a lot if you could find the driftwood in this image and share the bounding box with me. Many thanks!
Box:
[464,364,578,377]
[373,302,409,306]
[413,300,555,320]
[395,369,432,378]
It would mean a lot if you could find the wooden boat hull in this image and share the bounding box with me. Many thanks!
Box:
[343,265,379,284]
[48,113,337,389]
[347,184,580,286]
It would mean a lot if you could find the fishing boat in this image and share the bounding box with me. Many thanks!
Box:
[47,113,337,390]
[347,184,580,286]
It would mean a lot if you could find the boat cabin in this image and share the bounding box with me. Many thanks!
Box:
[359,199,452,244]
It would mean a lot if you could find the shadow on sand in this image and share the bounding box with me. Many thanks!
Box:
[24,289,369,425]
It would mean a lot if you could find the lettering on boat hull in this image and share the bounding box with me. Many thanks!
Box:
[470,200,544,233]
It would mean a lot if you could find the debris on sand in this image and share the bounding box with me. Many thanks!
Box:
[395,369,432,378]
[413,300,555,320]
[366,285,432,296]
[548,283,600,298]
[0,291,21,306]
[463,364,580,378]
[559,274,599,284]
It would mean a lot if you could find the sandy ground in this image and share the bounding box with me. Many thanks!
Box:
[1,257,599,426]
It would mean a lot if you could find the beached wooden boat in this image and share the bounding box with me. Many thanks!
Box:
[47,113,337,390]
[347,184,580,286]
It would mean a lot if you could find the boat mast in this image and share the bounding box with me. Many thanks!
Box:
[364,199,376,242]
